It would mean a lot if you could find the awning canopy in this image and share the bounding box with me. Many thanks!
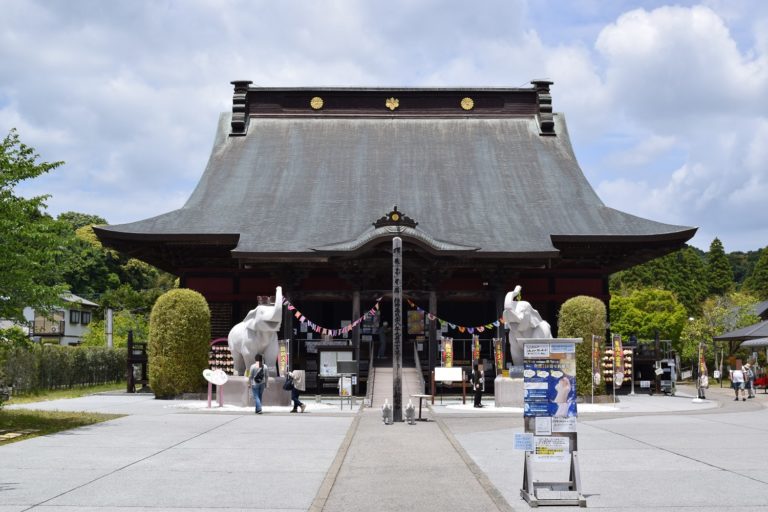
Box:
[714,320,768,341]
[740,338,768,348]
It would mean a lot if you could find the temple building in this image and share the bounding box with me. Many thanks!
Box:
[95,80,696,391]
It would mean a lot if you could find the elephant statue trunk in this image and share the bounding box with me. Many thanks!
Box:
[503,285,552,367]
[228,286,284,376]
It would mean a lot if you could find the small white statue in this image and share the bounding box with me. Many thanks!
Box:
[227,286,283,376]
[382,398,393,425]
[503,285,552,367]
[405,399,416,425]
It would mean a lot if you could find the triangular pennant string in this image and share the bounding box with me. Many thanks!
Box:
[405,298,505,333]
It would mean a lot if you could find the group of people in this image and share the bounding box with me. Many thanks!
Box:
[730,363,757,401]
[248,355,307,414]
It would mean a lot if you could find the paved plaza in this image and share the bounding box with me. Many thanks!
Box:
[2,378,768,511]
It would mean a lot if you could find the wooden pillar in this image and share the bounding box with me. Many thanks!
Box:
[392,237,403,422]
[428,290,437,372]
[352,290,361,387]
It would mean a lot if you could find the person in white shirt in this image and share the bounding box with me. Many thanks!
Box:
[731,366,746,402]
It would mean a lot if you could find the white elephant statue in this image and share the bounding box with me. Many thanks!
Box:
[228,286,283,376]
[503,285,552,367]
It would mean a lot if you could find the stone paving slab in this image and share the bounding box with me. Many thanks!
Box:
[1,401,353,511]
[4,382,768,511]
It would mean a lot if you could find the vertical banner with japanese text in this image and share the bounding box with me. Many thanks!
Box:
[472,335,481,362]
[493,337,504,374]
[277,339,289,376]
[612,334,624,388]
[592,335,603,386]
[442,337,454,367]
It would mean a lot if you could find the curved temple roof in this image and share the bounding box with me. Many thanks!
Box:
[96,85,695,268]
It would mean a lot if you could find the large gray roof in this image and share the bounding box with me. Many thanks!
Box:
[99,110,695,259]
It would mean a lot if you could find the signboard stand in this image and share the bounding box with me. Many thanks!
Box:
[519,338,586,508]
[521,451,585,507]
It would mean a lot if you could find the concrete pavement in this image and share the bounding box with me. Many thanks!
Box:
[3,376,768,511]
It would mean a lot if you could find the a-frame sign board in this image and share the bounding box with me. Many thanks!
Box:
[518,338,587,507]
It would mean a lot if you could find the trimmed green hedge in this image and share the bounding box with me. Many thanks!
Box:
[558,295,607,397]
[0,344,126,395]
[148,288,210,398]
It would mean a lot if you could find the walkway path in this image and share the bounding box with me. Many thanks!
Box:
[3,382,768,511]
[313,366,509,511]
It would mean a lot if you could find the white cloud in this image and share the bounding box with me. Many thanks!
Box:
[605,134,678,166]
[2,0,767,254]
[589,4,768,251]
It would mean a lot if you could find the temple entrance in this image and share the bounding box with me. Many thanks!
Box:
[372,295,415,368]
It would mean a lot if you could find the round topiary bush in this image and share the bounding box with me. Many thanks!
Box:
[148,289,210,398]
[558,295,607,398]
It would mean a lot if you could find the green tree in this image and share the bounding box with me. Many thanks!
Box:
[80,310,149,348]
[678,292,759,363]
[742,247,768,300]
[0,129,67,321]
[610,288,688,347]
[610,246,707,315]
[558,296,607,398]
[728,249,760,285]
[57,211,107,230]
[148,289,210,398]
[706,238,734,296]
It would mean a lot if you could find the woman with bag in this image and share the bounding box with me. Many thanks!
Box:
[286,369,306,413]
[249,354,268,414]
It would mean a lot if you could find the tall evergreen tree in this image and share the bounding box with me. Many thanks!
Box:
[706,238,734,296]
[743,247,768,300]
[609,246,707,315]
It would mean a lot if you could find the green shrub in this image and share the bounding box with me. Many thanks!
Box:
[0,344,125,395]
[148,288,210,398]
[558,296,607,397]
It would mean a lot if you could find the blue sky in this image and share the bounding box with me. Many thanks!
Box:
[2,0,767,252]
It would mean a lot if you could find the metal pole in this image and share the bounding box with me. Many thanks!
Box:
[106,308,113,349]
[629,346,635,396]
[392,237,403,422]
[591,335,595,403]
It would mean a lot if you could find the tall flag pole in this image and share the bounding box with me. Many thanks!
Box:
[392,237,403,422]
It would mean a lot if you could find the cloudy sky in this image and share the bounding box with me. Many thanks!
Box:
[2,0,767,252]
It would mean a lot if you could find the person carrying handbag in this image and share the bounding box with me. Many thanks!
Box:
[286,369,306,413]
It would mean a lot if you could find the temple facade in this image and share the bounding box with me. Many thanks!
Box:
[96,81,696,391]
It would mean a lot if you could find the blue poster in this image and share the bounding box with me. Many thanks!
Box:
[523,357,578,418]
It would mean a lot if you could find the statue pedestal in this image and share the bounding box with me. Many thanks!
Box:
[494,376,523,408]
[220,376,292,407]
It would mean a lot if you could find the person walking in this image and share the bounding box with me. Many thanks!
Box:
[744,363,756,399]
[730,365,746,401]
[472,360,484,408]
[249,354,268,414]
[288,369,307,413]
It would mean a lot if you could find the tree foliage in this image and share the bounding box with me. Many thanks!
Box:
[80,310,149,348]
[728,250,760,285]
[678,292,759,362]
[0,129,67,321]
[558,296,607,397]
[148,289,210,398]
[742,247,768,300]
[706,238,734,296]
[610,288,688,346]
[58,211,107,230]
[609,246,707,315]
